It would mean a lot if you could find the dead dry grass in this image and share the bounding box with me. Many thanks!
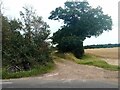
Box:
[85,47,118,59]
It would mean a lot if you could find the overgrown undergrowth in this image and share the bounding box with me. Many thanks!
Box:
[2,62,55,79]
[54,52,120,71]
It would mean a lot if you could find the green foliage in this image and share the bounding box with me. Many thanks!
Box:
[49,1,112,39]
[57,36,84,58]
[2,17,24,67]
[2,6,53,73]
[49,1,112,58]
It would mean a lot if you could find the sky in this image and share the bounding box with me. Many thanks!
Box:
[2,0,119,46]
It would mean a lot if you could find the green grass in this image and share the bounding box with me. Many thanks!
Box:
[54,52,120,71]
[76,54,120,71]
[2,62,55,79]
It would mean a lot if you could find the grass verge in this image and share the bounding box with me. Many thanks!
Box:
[2,62,55,79]
[54,52,120,71]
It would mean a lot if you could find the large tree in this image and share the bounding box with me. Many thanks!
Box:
[49,1,112,58]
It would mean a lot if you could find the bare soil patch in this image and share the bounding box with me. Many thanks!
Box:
[33,59,118,83]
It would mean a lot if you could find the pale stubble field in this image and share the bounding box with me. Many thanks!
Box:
[85,47,119,65]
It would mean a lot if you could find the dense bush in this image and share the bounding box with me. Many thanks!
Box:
[2,7,53,72]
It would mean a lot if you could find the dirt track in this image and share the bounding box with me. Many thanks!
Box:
[3,59,118,88]
[36,48,118,82]
[32,59,118,83]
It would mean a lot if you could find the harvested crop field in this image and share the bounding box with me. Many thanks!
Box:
[85,48,119,65]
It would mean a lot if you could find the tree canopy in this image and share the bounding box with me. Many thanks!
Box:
[49,1,112,58]
[49,1,112,42]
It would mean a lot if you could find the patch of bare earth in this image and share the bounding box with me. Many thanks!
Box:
[31,59,118,83]
[18,48,119,83]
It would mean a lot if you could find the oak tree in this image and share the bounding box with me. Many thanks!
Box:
[49,1,112,58]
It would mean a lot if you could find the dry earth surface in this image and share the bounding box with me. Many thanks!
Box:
[15,59,118,83]
[31,48,118,82]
